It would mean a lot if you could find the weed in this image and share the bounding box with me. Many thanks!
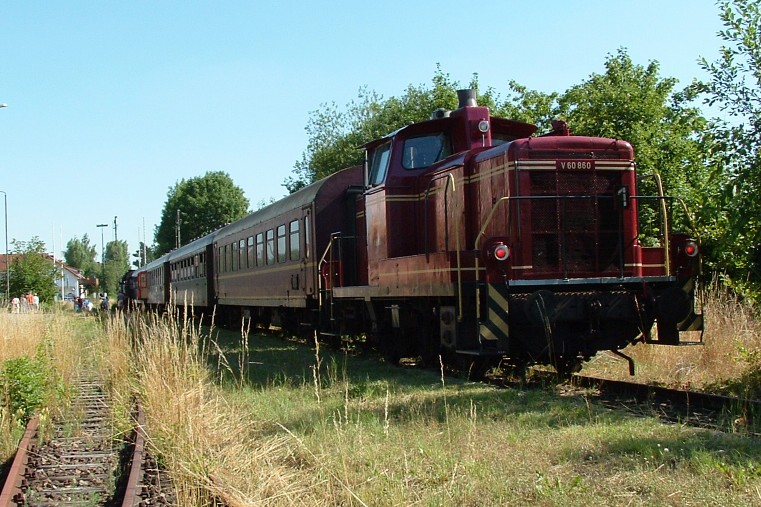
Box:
[1,355,50,422]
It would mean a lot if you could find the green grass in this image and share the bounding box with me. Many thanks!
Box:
[198,327,761,506]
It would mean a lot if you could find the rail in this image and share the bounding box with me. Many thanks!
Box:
[0,387,174,507]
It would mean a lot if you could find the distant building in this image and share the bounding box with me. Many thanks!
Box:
[52,259,88,300]
[0,253,90,300]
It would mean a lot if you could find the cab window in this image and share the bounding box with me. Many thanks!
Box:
[402,133,451,169]
[368,142,391,186]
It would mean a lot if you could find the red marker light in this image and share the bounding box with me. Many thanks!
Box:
[494,244,510,261]
[684,241,699,257]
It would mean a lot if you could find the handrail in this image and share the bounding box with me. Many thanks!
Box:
[473,192,677,300]
[653,172,671,276]
[317,233,340,308]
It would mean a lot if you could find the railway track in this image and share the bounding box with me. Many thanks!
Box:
[0,376,176,507]
[306,331,761,437]
[568,374,761,436]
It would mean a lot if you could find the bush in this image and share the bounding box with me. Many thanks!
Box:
[1,356,49,422]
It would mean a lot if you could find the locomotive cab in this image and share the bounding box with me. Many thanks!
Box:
[363,89,536,190]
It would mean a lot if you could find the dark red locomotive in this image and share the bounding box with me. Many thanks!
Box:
[132,89,703,375]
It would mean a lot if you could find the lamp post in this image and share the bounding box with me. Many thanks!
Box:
[0,105,7,303]
[0,191,8,303]
[96,223,108,292]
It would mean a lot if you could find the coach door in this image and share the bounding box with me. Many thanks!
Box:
[301,206,315,297]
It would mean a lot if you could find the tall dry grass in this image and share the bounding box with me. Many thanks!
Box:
[104,311,336,506]
[0,309,100,461]
[585,284,761,394]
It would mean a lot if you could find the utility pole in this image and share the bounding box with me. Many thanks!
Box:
[113,216,118,242]
[143,217,147,266]
[0,190,8,303]
[175,209,181,249]
[0,104,8,302]
[96,223,108,291]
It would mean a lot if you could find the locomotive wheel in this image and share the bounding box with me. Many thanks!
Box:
[381,340,401,366]
[419,347,442,369]
[417,327,441,368]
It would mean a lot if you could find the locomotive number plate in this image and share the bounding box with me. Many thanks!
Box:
[557,160,595,170]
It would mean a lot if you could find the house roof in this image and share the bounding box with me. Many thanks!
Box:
[0,254,86,280]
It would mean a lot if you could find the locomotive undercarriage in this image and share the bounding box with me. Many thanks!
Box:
[317,278,688,377]
[209,275,695,379]
[467,278,696,375]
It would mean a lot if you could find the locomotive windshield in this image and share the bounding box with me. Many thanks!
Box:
[402,132,451,169]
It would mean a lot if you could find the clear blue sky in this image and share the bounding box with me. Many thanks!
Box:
[0,1,725,265]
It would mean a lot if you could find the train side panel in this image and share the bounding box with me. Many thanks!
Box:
[213,166,363,326]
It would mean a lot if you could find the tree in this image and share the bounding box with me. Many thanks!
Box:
[552,50,714,243]
[64,234,97,277]
[694,0,761,297]
[285,66,478,192]
[8,237,57,303]
[154,171,249,255]
[102,240,129,297]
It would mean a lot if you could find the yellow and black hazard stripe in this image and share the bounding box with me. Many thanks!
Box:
[479,284,510,344]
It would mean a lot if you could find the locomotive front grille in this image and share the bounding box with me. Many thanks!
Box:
[527,170,623,277]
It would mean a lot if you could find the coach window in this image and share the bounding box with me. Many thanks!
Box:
[277,225,287,263]
[239,239,246,269]
[232,241,239,271]
[402,132,452,169]
[289,220,300,260]
[199,253,205,277]
[256,233,264,266]
[266,229,275,265]
[368,142,391,186]
[223,245,230,273]
[247,236,254,269]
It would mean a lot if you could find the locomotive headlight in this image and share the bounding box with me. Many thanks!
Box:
[684,240,699,257]
[493,244,510,261]
[477,120,490,133]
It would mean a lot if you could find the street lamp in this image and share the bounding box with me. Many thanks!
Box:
[0,105,7,302]
[0,191,8,303]
[96,224,108,291]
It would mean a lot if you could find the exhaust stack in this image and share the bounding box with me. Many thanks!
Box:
[457,89,478,108]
